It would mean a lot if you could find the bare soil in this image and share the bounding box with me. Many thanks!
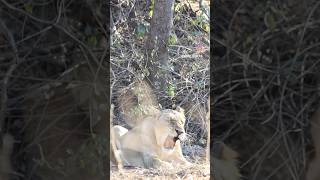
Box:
[111,163,210,180]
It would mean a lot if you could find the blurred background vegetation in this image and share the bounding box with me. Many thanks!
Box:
[0,0,107,179]
[213,0,320,179]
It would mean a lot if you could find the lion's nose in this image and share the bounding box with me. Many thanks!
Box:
[175,129,184,136]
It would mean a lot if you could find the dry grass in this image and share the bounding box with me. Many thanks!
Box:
[111,163,210,180]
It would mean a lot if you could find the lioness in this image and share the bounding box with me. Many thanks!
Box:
[110,107,191,168]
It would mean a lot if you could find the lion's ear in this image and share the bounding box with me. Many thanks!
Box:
[176,106,185,114]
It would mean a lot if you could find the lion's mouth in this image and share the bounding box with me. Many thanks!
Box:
[163,136,179,149]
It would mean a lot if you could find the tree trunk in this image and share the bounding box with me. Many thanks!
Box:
[145,0,174,107]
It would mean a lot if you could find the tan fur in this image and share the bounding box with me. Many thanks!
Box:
[113,80,192,168]
[212,142,240,180]
[110,104,123,169]
[306,107,320,180]
[110,107,191,169]
[206,97,240,180]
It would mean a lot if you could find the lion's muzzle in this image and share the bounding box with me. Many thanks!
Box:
[175,129,187,142]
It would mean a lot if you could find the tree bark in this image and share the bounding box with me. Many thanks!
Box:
[145,0,174,106]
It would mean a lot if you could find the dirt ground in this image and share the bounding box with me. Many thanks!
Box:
[110,163,210,180]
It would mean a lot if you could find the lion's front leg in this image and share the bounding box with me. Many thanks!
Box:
[152,156,174,169]
[139,152,174,169]
[123,150,173,169]
[170,140,192,165]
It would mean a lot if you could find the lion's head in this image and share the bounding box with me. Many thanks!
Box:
[154,107,187,151]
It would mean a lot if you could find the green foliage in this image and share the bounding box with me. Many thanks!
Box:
[168,33,178,45]
[167,83,176,98]
[264,12,276,31]
[135,23,147,38]
[148,0,155,18]
[174,2,183,12]
[190,13,209,32]
[24,3,33,13]
[87,35,98,46]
